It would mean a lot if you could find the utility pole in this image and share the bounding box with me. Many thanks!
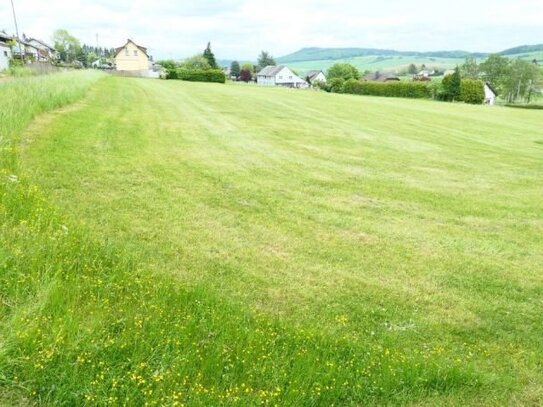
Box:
[10,0,25,64]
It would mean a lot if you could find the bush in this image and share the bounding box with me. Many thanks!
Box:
[314,80,329,92]
[328,77,345,93]
[459,79,485,104]
[342,78,364,95]
[175,68,226,84]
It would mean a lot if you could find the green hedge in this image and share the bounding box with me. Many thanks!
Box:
[504,104,543,110]
[459,79,485,104]
[342,79,365,95]
[168,68,226,83]
[336,80,431,99]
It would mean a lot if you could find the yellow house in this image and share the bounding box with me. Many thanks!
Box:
[114,39,150,71]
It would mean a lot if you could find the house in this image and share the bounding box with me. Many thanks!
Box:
[24,37,57,61]
[363,72,400,82]
[305,70,326,85]
[484,82,497,105]
[11,39,39,62]
[114,39,151,72]
[0,41,11,71]
[0,32,12,70]
[256,65,308,88]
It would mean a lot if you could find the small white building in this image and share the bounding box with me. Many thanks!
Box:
[306,70,327,85]
[256,65,308,88]
[0,42,11,71]
[484,82,497,105]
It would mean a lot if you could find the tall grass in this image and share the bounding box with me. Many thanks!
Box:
[0,73,510,405]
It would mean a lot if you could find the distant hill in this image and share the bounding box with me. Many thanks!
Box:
[276,47,487,63]
[499,44,543,56]
[275,45,543,75]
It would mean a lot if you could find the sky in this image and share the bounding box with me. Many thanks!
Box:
[1,0,542,61]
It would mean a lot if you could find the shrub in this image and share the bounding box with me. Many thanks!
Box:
[314,80,330,92]
[175,68,226,84]
[328,77,345,93]
[342,78,365,95]
[459,79,485,104]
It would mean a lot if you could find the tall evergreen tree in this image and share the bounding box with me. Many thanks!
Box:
[442,67,462,101]
[202,42,218,69]
[230,61,241,78]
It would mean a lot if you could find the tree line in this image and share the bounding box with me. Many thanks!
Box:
[52,29,115,67]
[228,51,276,82]
[460,55,541,103]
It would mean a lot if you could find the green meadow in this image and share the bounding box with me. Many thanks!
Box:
[1,72,542,405]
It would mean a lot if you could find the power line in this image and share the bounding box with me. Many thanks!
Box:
[10,0,25,64]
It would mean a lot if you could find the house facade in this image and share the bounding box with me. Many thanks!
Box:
[114,39,150,72]
[0,42,11,71]
[10,39,39,62]
[257,65,308,88]
[306,70,326,85]
[25,37,57,61]
[484,82,497,105]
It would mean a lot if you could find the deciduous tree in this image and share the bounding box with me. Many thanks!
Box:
[52,29,81,63]
[257,51,275,70]
[327,63,360,81]
[460,57,480,79]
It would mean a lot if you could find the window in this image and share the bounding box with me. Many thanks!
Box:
[3,51,7,57]
[134,50,138,56]
[278,76,283,79]
[289,76,293,79]
[125,48,129,56]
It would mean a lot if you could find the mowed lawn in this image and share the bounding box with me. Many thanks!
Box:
[3,74,542,405]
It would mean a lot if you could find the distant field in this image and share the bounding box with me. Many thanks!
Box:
[286,52,543,75]
[2,73,543,405]
[290,55,463,74]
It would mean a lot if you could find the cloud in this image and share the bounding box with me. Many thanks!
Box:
[1,0,542,60]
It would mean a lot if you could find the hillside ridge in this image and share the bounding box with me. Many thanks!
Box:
[277,44,543,63]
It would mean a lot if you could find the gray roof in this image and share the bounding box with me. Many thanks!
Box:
[363,72,400,82]
[306,70,323,80]
[27,38,56,51]
[257,65,285,76]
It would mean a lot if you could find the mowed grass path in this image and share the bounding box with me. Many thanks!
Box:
[4,74,543,405]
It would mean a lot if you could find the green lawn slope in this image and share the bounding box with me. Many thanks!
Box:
[1,73,542,405]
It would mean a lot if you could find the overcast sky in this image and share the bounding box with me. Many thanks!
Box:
[2,0,542,61]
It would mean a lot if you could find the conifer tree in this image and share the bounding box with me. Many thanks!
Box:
[203,42,218,69]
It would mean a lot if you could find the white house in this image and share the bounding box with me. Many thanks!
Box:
[0,42,11,71]
[484,82,497,105]
[256,65,308,88]
[10,39,39,62]
[306,70,326,85]
[25,37,57,61]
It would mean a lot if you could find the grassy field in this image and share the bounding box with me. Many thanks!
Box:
[1,72,543,405]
